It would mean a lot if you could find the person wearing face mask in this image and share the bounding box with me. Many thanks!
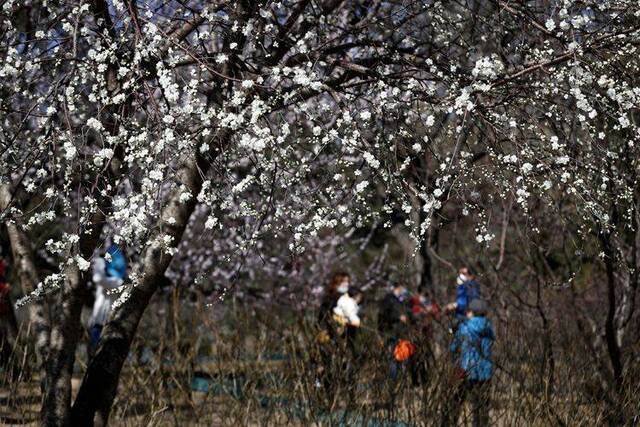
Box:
[318,272,351,341]
[445,267,480,322]
[315,272,358,396]
[378,283,410,338]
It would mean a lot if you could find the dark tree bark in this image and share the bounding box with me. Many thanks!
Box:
[599,231,625,426]
[41,266,89,426]
[0,184,49,376]
[0,293,19,374]
[418,205,434,292]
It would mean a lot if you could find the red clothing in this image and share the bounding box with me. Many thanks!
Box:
[409,295,441,340]
[409,295,441,320]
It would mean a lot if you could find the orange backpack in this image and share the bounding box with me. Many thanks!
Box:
[393,339,417,362]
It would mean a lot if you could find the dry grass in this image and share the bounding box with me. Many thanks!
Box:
[1,295,638,426]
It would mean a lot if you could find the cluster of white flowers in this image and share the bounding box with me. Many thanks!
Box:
[2,0,639,309]
[355,180,369,194]
[63,140,77,160]
[157,65,180,103]
[472,55,505,80]
[239,133,267,152]
[362,152,380,169]
[87,117,103,131]
[76,256,91,271]
[93,148,114,167]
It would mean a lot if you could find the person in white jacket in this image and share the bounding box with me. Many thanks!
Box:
[332,288,363,357]
[333,292,361,327]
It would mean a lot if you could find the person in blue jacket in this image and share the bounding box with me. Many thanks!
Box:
[105,244,127,280]
[445,267,481,321]
[88,245,127,355]
[442,298,494,427]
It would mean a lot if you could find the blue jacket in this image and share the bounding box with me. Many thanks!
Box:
[455,280,480,319]
[105,245,127,280]
[451,315,494,381]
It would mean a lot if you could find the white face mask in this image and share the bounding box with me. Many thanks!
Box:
[337,284,349,294]
[456,274,468,285]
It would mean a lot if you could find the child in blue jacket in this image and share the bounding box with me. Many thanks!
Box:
[443,298,494,427]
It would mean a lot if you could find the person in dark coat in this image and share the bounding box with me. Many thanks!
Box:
[378,283,409,338]
[378,283,410,380]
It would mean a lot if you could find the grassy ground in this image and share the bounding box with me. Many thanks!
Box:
[1,300,637,425]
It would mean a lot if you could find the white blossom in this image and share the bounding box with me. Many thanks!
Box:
[76,256,91,271]
[354,180,369,193]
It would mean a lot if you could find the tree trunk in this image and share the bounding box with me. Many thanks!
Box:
[41,265,89,426]
[601,234,623,389]
[418,220,434,292]
[70,253,165,426]
[0,184,50,373]
[0,296,19,374]
[44,9,214,424]
[36,163,117,425]
[71,151,211,426]
[599,232,625,426]
[534,275,555,396]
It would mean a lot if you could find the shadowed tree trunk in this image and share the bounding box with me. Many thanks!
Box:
[0,290,19,374]
[418,205,434,292]
[41,265,89,426]
[599,230,625,426]
[38,154,120,425]
[0,184,50,376]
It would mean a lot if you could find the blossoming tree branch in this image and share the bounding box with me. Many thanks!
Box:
[0,0,638,425]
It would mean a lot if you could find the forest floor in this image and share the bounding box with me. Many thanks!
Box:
[0,303,617,426]
[1,370,600,426]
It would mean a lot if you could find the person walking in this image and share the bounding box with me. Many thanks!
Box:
[88,244,126,356]
[445,267,481,324]
[407,289,441,385]
[378,283,411,381]
[317,272,350,341]
[315,272,355,396]
[442,298,495,427]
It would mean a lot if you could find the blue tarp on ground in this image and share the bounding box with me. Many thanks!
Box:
[190,374,409,427]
